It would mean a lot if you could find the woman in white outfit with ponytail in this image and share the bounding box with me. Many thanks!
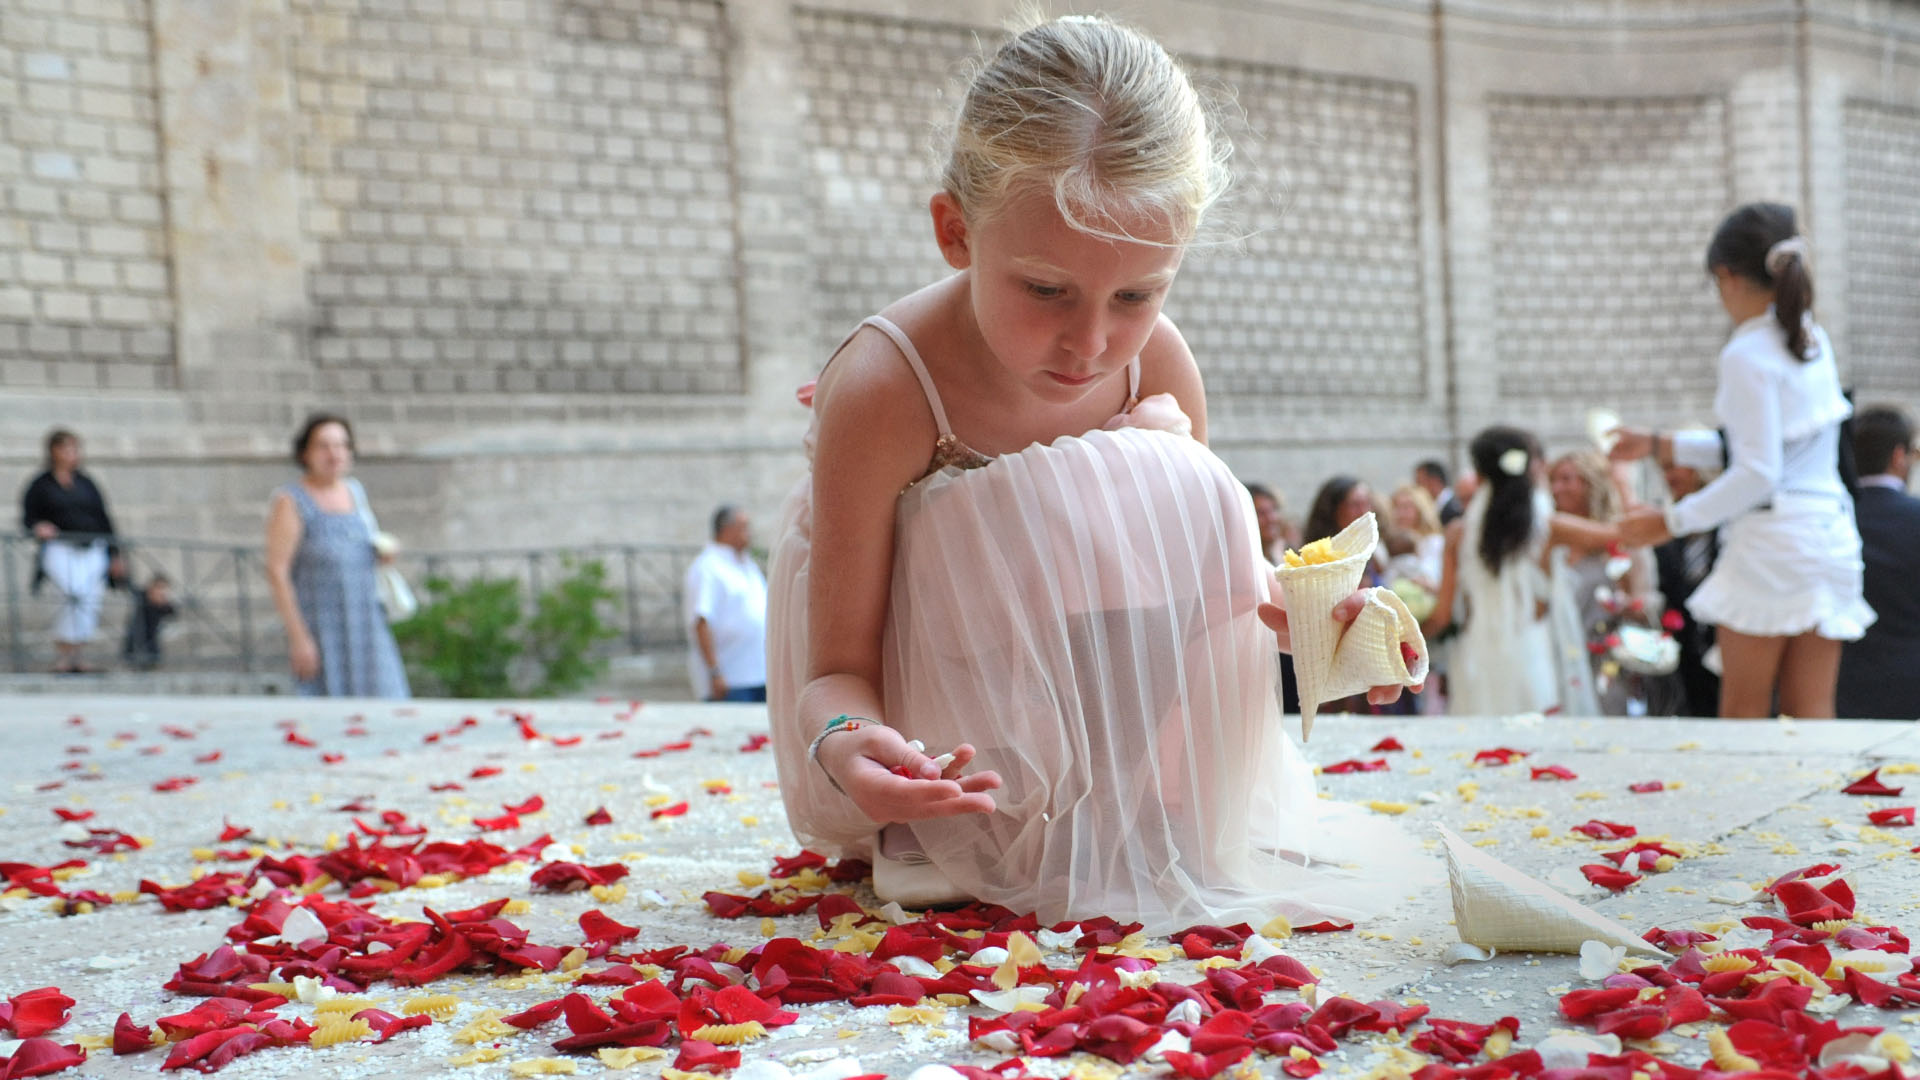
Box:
[1616,203,1874,718]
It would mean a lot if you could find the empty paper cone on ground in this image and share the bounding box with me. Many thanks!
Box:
[1437,825,1665,956]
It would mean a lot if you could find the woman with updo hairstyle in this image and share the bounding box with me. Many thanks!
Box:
[264,413,410,698]
[1615,203,1872,718]
[1424,428,1624,716]
[1546,450,1657,716]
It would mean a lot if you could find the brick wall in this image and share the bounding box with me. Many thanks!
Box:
[0,0,174,390]
[1485,93,1730,405]
[293,0,742,398]
[1,0,1918,568]
[1843,99,1920,397]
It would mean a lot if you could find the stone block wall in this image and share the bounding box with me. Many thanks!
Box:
[2,0,1919,570]
[1,0,174,391]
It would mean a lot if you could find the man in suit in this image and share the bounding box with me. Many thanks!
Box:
[1837,405,1919,720]
[1651,463,1720,716]
[1415,459,1463,525]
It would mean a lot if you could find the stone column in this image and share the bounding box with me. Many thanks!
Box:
[724,0,824,448]
[151,0,307,389]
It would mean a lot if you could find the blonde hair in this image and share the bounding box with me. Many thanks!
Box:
[1390,484,1442,538]
[1550,450,1622,522]
[942,14,1231,245]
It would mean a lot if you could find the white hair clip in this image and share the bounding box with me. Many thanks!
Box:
[1498,447,1529,477]
[1765,235,1808,276]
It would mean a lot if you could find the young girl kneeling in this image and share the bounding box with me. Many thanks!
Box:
[769,14,1423,930]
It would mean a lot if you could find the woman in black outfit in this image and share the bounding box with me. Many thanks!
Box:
[20,429,124,673]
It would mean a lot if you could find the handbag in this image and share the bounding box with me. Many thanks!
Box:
[349,479,419,624]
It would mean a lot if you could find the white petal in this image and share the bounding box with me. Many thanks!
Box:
[969,986,1049,1013]
[1578,940,1624,981]
[968,946,1009,967]
[279,907,327,947]
[888,955,939,978]
[1166,999,1204,1025]
[1443,942,1497,965]
[1036,926,1081,950]
[1144,1031,1191,1062]
[1242,935,1286,964]
[1536,1033,1621,1069]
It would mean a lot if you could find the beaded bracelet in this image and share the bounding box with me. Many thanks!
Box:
[807,714,882,795]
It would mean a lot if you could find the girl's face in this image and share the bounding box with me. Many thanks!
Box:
[50,438,80,472]
[934,187,1185,405]
[1549,460,1589,517]
[302,422,354,481]
[1335,483,1373,531]
[1391,491,1418,531]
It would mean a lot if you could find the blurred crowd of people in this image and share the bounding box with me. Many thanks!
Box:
[1244,399,1917,721]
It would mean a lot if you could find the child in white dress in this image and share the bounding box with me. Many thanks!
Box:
[1424,428,1621,716]
[766,15,1423,930]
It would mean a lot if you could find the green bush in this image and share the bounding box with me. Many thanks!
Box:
[392,558,617,698]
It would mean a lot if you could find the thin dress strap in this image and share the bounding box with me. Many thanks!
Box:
[858,315,956,437]
[1127,354,1141,407]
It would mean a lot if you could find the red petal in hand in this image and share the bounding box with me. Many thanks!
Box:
[1581,864,1643,892]
[1869,807,1915,827]
[1531,765,1578,781]
[3,988,76,1038]
[1843,768,1904,796]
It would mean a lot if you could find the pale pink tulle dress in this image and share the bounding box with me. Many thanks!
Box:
[768,316,1429,932]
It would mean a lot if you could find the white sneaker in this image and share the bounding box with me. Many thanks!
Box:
[871,827,972,909]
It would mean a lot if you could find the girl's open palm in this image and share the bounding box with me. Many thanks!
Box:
[816,724,1001,823]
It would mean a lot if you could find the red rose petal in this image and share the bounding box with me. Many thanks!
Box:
[1369,736,1405,752]
[650,801,689,820]
[1531,764,1578,781]
[1629,780,1666,793]
[1843,768,1904,796]
[1473,747,1529,765]
[1321,759,1389,774]
[1572,819,1638,840]
[584,806,614,826]
[580,909,640,945]
[503,794,545,815]
[0,1038,87,1077]
[1869,807,1915,827]
[3,988,75,1039]
[1581,864,1643,891]
[111,1013,154,1055]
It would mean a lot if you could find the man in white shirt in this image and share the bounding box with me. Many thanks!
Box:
[684,505,768,702]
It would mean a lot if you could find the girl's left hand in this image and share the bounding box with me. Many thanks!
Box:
[1257,591,1421,707]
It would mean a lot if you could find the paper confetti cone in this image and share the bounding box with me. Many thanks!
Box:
[1273,512,1429,740]
[1437,825,1667,957]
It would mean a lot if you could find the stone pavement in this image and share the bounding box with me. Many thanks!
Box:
[3,695,1919,1078]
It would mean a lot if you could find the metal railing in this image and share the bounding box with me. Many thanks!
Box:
[2,532,702,675]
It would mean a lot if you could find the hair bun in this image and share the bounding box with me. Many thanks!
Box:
[1764,235,1808,276]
